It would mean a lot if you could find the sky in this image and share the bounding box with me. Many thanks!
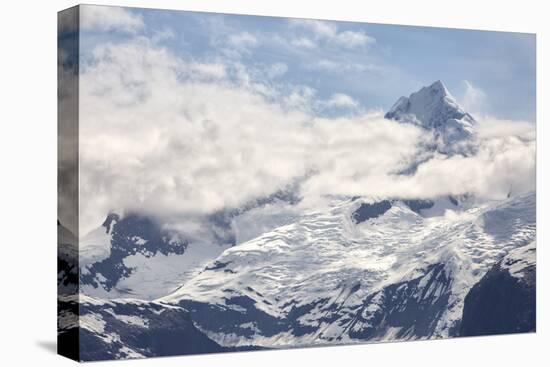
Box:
[80,5,536,122]
[58,5,536,234]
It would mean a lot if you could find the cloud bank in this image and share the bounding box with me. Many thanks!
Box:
[74,24,535,235]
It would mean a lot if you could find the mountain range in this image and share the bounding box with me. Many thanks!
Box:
[58,81,536,361]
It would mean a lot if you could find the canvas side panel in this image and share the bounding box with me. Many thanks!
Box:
[57,5,80,362]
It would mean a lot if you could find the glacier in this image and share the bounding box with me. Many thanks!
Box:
[160,192,535,347]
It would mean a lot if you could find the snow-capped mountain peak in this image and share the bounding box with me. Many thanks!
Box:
[385,80,477,154]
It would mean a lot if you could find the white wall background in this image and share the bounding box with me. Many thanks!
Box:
[0,0,547,366]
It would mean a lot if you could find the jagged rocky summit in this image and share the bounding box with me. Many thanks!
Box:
[385,80,477,155]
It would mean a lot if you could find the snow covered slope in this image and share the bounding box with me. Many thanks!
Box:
[79,190,300,300]
[161,192,535,348]
[385,80,477,155]
[79,213,233,300]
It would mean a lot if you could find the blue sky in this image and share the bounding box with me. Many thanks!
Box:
[80,6,536,122]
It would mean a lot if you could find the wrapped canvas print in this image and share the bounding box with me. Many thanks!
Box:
[57,4,536,362]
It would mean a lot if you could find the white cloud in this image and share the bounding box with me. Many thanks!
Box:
[228,32,258,48]
[290,37,317,49]
[335,30,375,48]
[188,62,227,79]
[314,59,378,73]
[459,80,487,116]
[477,117,535,140]
[282,85,317,111]
[316,59,340,71]
[302,126,535,201]
[323,93,360,109]
[76,37,535,235]
[80,5,144,33]
[266,62,288,79]
[290,19,375,48]
[298,20,338,38]
[151,28,176,43]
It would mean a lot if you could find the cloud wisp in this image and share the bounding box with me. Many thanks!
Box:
[459,80,488,117]
[289,19,375,49]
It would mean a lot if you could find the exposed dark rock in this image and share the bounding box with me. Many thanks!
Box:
[460,257,535,336]
[352,201,393,223]
[403,199,434,214]
[81,213,188,291]
[58,296,228,362]
[346,263,452,340]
